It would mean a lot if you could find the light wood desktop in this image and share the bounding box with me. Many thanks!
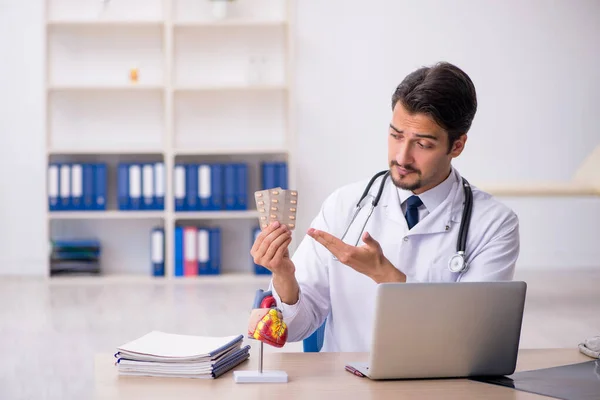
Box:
[94,348,592,399]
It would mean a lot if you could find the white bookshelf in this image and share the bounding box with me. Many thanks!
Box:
[174,211,260,220]
[47,20,165,27]
[173,84,287,91]
[48,84,164,91]
[49,211,166,220]
[174,20,287,27]
[173,148,288,156]
[48,148,165,156]
[45,0,295,279]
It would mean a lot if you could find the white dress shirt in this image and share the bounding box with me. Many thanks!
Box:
[398,169,456,223]
[269,167,520,352]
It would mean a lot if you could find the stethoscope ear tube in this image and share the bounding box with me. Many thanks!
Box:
[339,171,389,246]
[339,205,362,245]
[356,171,389,246]
[456,178,473,267]
[359,170,389,208]
[372,171,390,207]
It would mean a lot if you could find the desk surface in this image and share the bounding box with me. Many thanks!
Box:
[94,348,592,400]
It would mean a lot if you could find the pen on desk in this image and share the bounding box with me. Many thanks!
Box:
[345,365,365,377]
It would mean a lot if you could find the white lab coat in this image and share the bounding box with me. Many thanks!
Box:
[270,167,520,352]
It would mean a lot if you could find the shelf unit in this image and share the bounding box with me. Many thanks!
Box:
[48,84,165,91]
[480,183,600,197]
[49,211,166,220]
[479,145,600,197]
[44,0,295,278]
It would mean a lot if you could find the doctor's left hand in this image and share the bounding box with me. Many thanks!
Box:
[307,229,406,284]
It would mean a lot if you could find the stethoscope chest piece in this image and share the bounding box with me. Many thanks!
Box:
[448,252,467,273]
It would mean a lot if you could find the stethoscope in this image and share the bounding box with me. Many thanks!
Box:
[339,170,474,274]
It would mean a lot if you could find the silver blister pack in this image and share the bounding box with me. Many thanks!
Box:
[254,187,298,230]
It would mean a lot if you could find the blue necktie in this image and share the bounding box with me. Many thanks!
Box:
[405,195,423,229]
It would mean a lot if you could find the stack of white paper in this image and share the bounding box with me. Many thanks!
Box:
[114,331,250,379]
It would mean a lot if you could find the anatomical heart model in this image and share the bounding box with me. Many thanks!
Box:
[233,289,289,383]
[248,307,288,348]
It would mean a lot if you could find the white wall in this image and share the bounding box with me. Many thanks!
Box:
[293,0,600,269]
[0,0,599,275]
[0,0,47,275]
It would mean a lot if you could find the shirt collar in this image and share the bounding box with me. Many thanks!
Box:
[397,168,457,213]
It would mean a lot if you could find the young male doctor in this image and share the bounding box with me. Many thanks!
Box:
[251,61,520,352]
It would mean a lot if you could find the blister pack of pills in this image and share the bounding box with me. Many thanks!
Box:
[254,187,298,230]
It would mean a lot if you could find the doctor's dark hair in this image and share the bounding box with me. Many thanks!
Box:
[391,62,477,153]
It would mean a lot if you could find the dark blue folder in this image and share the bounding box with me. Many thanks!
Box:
[174,226,184,277]
[186,164,198,211]
[261,162,277,190]
[118,163,130,211]
[235,163,248,210]
[209,228,221,274]
[223,164,237,210]
[83,164,95,210]
[94,163,107,211]
[210,164,223,211]
[277,162,288,190]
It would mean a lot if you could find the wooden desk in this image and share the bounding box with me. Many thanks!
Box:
[94,348,592,400]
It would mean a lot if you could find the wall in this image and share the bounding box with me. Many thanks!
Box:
[0,0,599,275]
[293,0,600,269]
[0,0,47,275]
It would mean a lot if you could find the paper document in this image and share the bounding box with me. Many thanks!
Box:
[114,331,250,379]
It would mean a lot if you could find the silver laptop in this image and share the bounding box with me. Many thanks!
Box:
[346,281,527,380]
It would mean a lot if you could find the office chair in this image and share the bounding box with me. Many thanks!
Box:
[303,321,326,352]
[253,289,326,352]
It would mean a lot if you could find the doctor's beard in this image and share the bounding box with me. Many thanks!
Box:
[389,161,423,191]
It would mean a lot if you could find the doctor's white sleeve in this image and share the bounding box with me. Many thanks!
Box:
[458,211,520,282]
[268,196,336,343]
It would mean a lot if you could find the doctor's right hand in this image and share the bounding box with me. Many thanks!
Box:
[251,221,295,277]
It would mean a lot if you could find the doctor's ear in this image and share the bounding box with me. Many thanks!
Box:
[449,134,467,158]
